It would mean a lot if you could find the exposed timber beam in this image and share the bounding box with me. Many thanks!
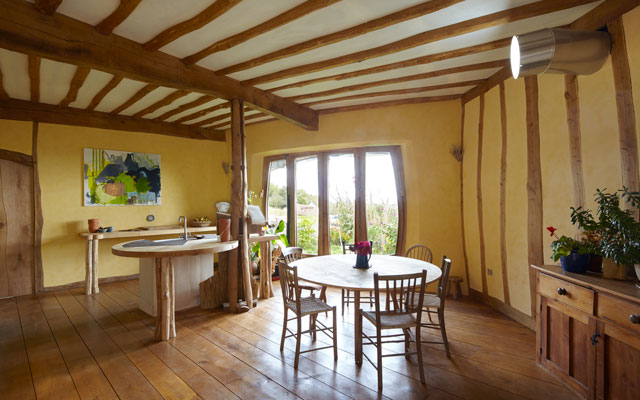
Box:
[0,0,318,130]
[110,83,158,114]
[153,95,216,121]
[132,90,190,118]
[174,102,230,124]
[216,0,462,74]
[59,66,90,107]
[461,67,512,104]
[86,75,122,111]
[316,95,461,115]
[238,0,595,85]
[209,111,268,129]
[0,98,225,141]
[28,55,40,102]
[33,0,63,15]
[268,38,510,92]
[183,0,340,65]
[0,69,8,100]
[95,0,142,34]
[143,0,242,51]
[302,79,485,107]
[288,60,507,102]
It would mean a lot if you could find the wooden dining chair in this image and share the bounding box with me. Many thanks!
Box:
[356,269,427,391]
[279,263,338,368]
[280,246,327,304]
[341,240,374,315]
[409,255,453,358]
[405,244,433,263]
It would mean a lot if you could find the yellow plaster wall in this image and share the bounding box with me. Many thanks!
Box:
[0,121,230,287]
[244,101,467,290]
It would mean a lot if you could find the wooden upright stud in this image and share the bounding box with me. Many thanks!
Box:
[564,75,586,229]
[498,83,510,305]
[32,122,43,293]
[476,94,488,295]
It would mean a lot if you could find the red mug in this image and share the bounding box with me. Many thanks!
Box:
[218,218,231,242]
[88,218,99,233]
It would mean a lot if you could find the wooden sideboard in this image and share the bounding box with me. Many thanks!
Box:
[531,265,640,400]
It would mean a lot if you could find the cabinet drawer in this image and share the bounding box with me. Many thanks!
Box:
[538,273,594,314]
[597,293,640,335]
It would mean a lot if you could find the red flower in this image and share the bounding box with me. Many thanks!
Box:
[546,226,557,237]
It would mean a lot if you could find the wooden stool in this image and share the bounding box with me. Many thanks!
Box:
[447,276,463,299]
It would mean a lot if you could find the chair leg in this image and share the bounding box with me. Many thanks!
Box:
[280,308,288,352]
[310,314,317,341]
[356,310,363,364]
[376,327,383,391]
[341,289,345,316]
[320,286,328,317]
[295,314,302,369]
[332,307,338,361]
[415,326,426,384]
[427,307,434,323]
[439,308,451,358]
[369,290,373,306]
[403,328,410,360]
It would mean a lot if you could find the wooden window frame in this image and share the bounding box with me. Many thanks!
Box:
[261,145,406,256]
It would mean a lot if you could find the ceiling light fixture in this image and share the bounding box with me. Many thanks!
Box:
[510,28,611,79]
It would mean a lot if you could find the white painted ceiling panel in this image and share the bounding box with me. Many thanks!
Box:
[161,0,305,57]
[118,87,179,116]
[115,0,219,43]
[310,86,473,110]
[93,78,148,113]
[0,49,30,101]
[196,0,428,70]
[56,0,120,25]
[184,107,232,125]
[235,1,601,82]
[143,92,204,119]
[292,68,497,102]
[39,59,78,105]
[200,108,263,128]
[69,69,114,109]
[164,98,228,122]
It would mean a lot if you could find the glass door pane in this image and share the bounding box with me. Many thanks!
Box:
[328,154,355,254]
[295,156,319,254]
[365,152,399,255]
[267,159,287,231]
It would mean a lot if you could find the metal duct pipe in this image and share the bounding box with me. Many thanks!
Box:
[510,28,611,79]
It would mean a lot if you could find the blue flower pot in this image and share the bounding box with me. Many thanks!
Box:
[560,251,589,274]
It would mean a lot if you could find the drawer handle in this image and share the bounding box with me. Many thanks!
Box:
[557,287,567,296]
[631,315,640,324]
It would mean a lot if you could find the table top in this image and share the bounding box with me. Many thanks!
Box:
[112,238,238,258]
[81,226,216,239]
[290,254,441,291]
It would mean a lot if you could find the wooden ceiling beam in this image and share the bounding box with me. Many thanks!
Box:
[317,95,461,115]
[0,98,225,141]
[86,75,122,111]
[0,69,8,100]
[28,55,40,102]
[33,0,63,15]
[190,112,233,128]
[183,0,341,64]
[461,68,512,104]
[132,89,190,118]
[288,59,507,102]
[59,66,90,107]
[143,0,242,52]
[209,111,268,129]
[268,38,510,92]
[216,0,462,74]
[0,0,318,130]
[302,79,486,107]
[153,94,216,121]
[570,0,640,30]
[95,0,142,34]
[109,83,159,114]
[240,0,595,85]
[173,102,230,124]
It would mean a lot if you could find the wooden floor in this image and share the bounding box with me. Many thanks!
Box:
[0,280,580,400]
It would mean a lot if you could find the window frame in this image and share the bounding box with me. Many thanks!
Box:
[262,145,406,256]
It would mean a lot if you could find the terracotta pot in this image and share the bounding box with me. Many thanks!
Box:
[88,218,99,233]
[218,218,231,242]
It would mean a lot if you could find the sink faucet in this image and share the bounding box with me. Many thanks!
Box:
[178,216,190,240]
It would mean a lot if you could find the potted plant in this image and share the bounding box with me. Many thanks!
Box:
[571,188,640,282]
[350,241,372,269]
[547,226,590,273]
[250,220,289,278]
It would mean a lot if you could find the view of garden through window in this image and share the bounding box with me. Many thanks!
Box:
[266,151,399,255]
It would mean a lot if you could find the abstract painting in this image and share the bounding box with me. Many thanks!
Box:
[84,148,161,206]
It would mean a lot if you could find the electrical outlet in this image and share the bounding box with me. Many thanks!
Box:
[487,269,493,276]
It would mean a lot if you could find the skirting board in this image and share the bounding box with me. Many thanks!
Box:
[469,288,536,331]
[43,273,139,293]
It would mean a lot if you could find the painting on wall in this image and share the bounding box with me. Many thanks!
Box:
[84,148,161,206]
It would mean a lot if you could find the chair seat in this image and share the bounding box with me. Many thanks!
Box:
[408,293,441,308]
[299,283,323,292]
[363,311,417,329]
[287,296,333,316]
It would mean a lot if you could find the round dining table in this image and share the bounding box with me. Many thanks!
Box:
[290,254,441,358]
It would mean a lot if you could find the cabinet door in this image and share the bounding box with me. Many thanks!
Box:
[596,322,640,400]
[540,296,596,399]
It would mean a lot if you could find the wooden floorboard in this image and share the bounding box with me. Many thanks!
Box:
[0,279,579,400]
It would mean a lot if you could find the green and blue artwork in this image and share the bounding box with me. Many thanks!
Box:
[84,148,161,206]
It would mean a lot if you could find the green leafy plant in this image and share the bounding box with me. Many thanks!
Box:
[250,219,289,262]
[547,226,588,262]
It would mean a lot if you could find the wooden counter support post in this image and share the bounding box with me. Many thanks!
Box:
[155,257,176,341]
[92,238,99,294]
[85,237,93,294]
[259,240,273,299]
